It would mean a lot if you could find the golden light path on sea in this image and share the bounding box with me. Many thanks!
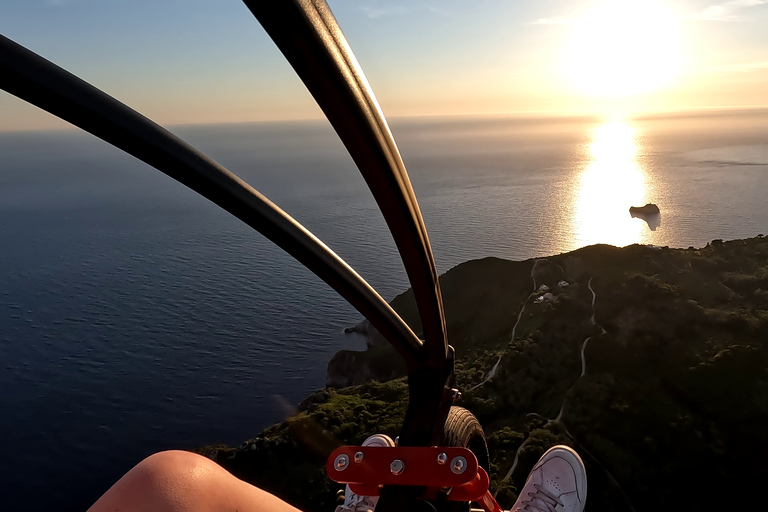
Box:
[572,121,651,248]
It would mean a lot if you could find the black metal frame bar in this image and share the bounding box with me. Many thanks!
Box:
[0,34,423,364]
[1,1,456,507]
[243,6,457,478]
[243,0,449,370]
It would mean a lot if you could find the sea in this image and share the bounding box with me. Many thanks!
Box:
[1,110,767,511]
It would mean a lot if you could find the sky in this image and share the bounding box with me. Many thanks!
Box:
[0,0,767,131]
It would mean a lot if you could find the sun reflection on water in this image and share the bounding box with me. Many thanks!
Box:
[573,121,650,248]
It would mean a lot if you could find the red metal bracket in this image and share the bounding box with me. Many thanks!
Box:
[326,446,504,512]
[327,446,478,488]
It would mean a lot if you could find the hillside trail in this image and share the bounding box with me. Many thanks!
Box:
[463,262,635,510]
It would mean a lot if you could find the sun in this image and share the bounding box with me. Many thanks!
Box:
[564,1,682,97]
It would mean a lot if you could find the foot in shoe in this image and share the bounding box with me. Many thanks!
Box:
[510,445,587,512]
[334,434,395,512]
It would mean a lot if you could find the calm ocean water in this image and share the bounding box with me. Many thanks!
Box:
[1,111,767,510]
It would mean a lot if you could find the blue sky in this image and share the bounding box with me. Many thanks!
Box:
[1,0,767,130]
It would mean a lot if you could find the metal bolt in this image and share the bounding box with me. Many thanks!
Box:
[450,456,467,474]
[334,454,349,471]
[436,452,448,465]
[390,459,405,475]
[354,451,364,463]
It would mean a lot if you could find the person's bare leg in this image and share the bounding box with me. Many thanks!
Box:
[88,450,302,512]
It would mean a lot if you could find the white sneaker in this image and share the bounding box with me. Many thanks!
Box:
[335,434,396,512]
[510,445,587,512]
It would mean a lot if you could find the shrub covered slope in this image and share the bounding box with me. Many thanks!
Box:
[201,236,768,511]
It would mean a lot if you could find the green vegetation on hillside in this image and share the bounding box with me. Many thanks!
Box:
[200,236,768,511]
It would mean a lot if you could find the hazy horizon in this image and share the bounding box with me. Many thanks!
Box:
[3,104,768,135]
[2,0,768,131]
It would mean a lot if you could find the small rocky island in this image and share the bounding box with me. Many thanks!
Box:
[629,203,660,216]
[629,203,661,230]
[200,235,768,512]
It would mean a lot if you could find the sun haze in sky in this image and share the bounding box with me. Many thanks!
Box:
[0,0,767,131]
[564,1,681,97]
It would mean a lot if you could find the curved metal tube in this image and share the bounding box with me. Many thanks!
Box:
[0,34,423,365]
[243,0,449,368]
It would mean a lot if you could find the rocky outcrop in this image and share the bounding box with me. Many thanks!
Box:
[326,350,376,388]
[629,203,660,216]
[326,348,404,388]
[343,319,387,348]
[629,204,661,231]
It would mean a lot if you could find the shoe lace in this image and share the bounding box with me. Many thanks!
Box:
[519,483,563,512]
[335,493,378,512]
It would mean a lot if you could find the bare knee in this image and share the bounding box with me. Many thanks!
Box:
[138,450,218,482]
[89,450,222,512]
[136,451,221,502]
[90,450,301,512]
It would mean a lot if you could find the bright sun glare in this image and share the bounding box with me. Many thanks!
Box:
[574,121,649,248]
[565,1,681,97]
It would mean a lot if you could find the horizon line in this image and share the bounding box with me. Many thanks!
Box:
[2,104,768,134]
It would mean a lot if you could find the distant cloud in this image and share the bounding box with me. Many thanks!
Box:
[687,61,768,76]
[532,0,766,24]
[358,3,450,19]
[529,17,576,25]
[709,61,768,72]
[687,0,767,21]
[360,5,410,19]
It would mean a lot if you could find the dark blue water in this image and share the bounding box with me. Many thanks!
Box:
[0,122,402,511]
[1,113,767,511]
